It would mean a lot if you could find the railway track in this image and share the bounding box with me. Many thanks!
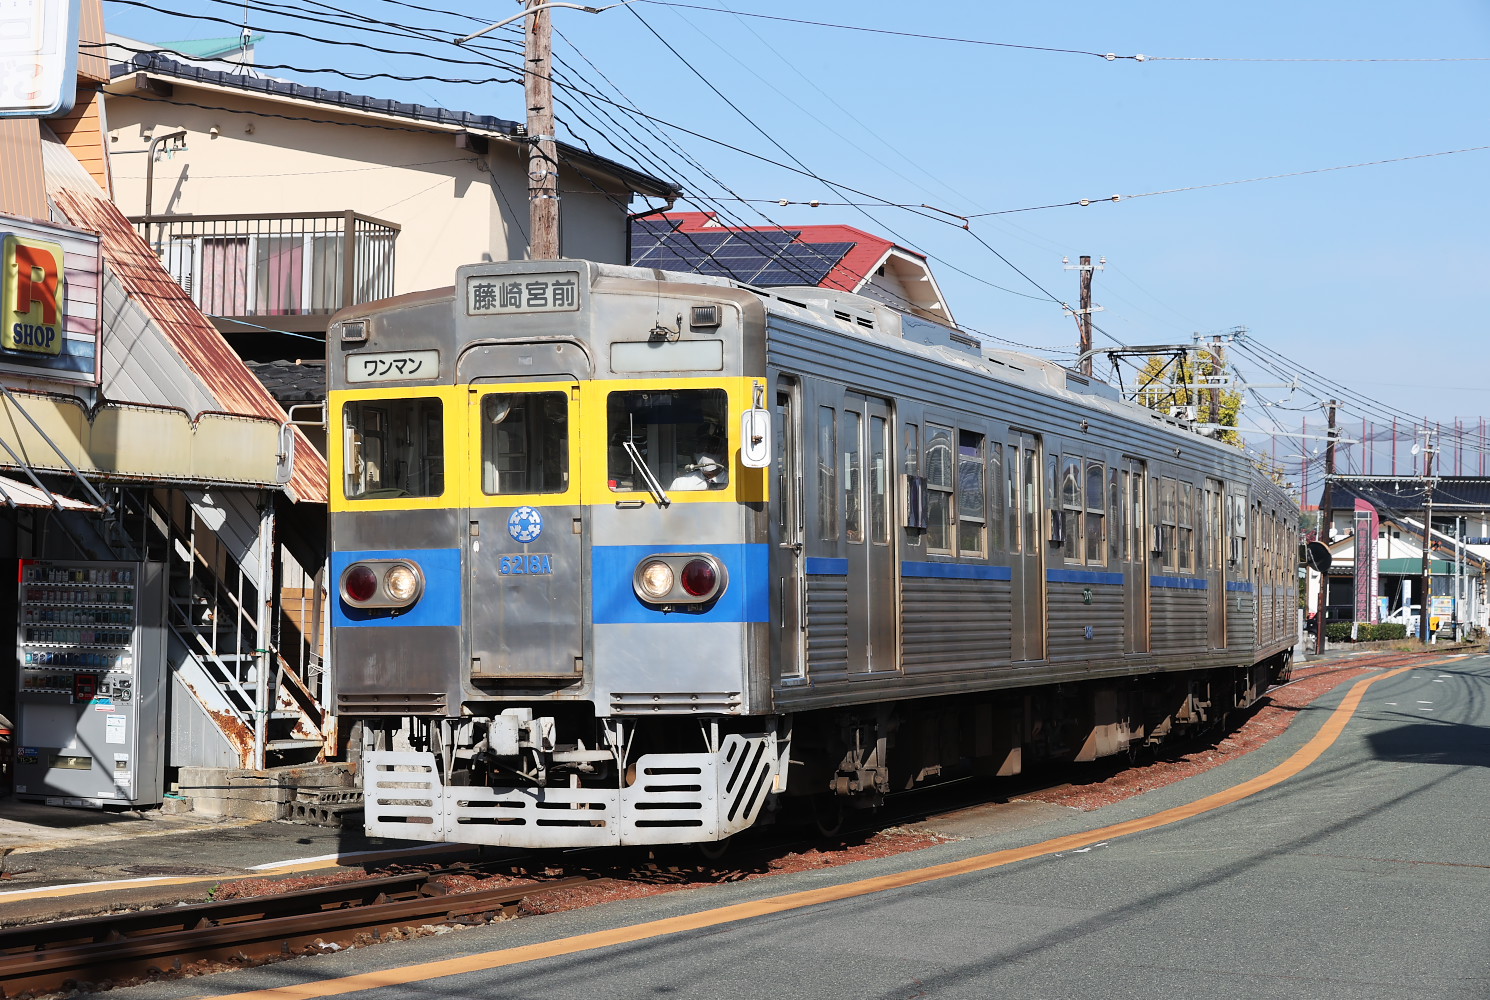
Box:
[2,647,1467,998]
[0,863,600,998]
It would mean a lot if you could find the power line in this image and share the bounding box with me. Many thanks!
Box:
[968,144,1490,217]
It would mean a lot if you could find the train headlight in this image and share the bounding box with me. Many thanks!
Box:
[383,563,424,604]
[341,559,424,609]
[636,559,674,601]
[632,554,726,605]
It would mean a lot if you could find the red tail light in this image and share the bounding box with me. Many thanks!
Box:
[344,565,378,603]
[681,559,717,597]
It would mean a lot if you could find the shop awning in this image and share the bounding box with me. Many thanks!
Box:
[0,475,103,511]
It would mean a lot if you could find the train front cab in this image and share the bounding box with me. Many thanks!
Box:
[331,265,785,848]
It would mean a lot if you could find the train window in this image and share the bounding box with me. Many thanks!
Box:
[606,389,729,493]
[342,397,444,500]
[957,430,986,557]
[481,392,568,495]
[1006,438,1021,554]
[925,423,953,553]
[1177,481,1194,572]
[903,423,921,547]
[1108,468,1121,564]
[818,407,837,541]
[843,410,864,544]
[870,415,889,544]
[1085,461,1105,566]
[1025,446,1039,553]
[1159,477,1176,569]
[988,443,1004,552]
[1060,456,1081,562]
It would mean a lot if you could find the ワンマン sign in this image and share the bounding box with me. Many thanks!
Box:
[3,235,65,355]
[0,217,99,384]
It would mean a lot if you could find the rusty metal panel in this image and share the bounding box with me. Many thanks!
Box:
[43,144,328,502]
[0,119,47,220]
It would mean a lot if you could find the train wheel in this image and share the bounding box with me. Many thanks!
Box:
[811,794,846,839]
[697,836,732,862]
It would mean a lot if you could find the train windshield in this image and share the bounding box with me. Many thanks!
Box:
[607,389,729,493]
[342,398,445,500]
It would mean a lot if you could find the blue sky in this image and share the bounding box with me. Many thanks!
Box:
[104,0,1490,484]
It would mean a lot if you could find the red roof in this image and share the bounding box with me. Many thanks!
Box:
[662,212,918,293]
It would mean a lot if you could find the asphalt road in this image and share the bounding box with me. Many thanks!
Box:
[128,653,1490,1000]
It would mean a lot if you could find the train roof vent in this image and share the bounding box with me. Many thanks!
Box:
[1064,372,1122,401]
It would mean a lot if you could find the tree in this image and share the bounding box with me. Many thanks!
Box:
[1133,348,1244,446]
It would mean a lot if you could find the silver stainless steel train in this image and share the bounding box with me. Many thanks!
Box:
[328,258,1299,849]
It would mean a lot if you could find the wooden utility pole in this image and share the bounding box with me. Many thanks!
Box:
[1315,400,1337,654]
[1078,255,1093,374]
[1420,426,1436,643]
[524,0,560,259]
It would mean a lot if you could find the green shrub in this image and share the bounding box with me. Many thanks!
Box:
[1372,623,1408,641]
[1324,623,1353,642]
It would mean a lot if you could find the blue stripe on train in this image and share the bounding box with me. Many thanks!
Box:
[804,557,848,576]
[331,548,463,628]
[1226,580,1255,592]
[592,543,770,625]
[1047,568,1124,585]
[901,561,1012,581]
[1151,575,1208,590]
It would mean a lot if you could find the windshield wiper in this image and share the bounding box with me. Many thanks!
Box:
[622,438,670,508]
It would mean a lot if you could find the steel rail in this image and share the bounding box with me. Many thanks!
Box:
[0,867,598,997]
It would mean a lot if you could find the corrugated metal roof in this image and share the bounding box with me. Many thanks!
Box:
[42,135,328,504]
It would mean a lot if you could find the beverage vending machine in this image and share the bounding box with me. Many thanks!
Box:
[13,559,166,808]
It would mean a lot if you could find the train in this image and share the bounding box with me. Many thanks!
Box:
[327,258,1299,849]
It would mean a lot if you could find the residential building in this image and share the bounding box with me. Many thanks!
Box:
[103,49,680,360]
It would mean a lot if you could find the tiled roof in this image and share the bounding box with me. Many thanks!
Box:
[248,360,326,404]
[110,53,681,198]
[1333,478,1490,513]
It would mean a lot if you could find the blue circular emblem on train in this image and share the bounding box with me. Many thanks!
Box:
[507,506,544,543]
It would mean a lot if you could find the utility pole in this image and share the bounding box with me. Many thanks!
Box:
[524,0,560,259]
[1420,426,1436,643]
[1063,256,1103,375]
[1207,334,1224,425]
[1315,400,1337,655]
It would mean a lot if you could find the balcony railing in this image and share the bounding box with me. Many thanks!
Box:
[130,211,400,334]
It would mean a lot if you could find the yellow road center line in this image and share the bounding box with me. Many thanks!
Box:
[203,659,1434,1000]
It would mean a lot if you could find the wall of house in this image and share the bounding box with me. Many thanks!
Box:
[106,88,636,298]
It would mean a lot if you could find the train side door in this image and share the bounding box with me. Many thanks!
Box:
[844,392,897,673]
[1205,478,1226,647]
[773,379,805,677]
[1008,431,1045,662]
[1123,457,1151,654]
[461,346,587,679]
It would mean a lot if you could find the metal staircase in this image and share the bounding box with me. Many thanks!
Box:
[135,489,330,769]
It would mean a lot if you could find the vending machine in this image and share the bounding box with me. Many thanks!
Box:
[12,559,166,808]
